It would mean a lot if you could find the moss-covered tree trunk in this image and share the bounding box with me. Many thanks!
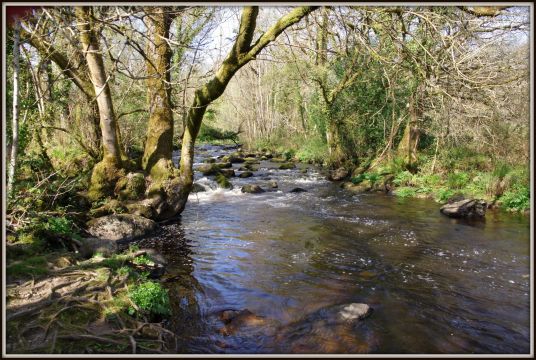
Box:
[397,91,420,167]
[142,7,175,181]
[76,6,124,201]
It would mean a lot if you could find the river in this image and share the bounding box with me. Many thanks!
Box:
[138,144,530,354]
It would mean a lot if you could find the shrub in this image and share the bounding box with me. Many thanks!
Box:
[394,187,417,198]
[128,281,171,316]
[435,188,455,203]
[393,171,413,186]
[446,172,469,189]
[500,185,530,212]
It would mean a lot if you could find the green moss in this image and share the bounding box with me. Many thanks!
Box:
[88,157,125,202]
[215,173,233,189]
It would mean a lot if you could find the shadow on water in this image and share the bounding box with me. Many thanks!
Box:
[139,144,530,354]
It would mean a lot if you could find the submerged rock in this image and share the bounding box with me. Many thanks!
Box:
[86,214,157,242]
[337,303,371,322]
[440,199,487,219]
[289,187,307,193]
[241,184,265,194]
[217,309,268,336]
[328,167,349,181]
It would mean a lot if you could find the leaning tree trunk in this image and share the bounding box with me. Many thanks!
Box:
[142,7,176,181]
[7,18,21,198]
[144,6,316,220]
[75,6,125,201]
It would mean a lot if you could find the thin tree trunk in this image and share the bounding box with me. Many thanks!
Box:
[75,6,124,201]
[8,18,21,197]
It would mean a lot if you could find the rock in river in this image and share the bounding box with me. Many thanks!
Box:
[440,198,487,219]
[86,214,157,242]
[328,167,349,181]
[289,187,307,193]
[239,171,253,178]
[241,184,265,194]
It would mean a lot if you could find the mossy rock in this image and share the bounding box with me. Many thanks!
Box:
[279,162,296,170]
[114,172,146,201]
[197,164,221,176]
[87,158,126,202]
[241,184,265,194]
[215,173,233,189]
[229,153,245,163]
[271,157,288,163]
[203,158,217,164]
[239,171,253,178]
[215,162,232,169]
[125,202,154,219]
[220,169,235,178]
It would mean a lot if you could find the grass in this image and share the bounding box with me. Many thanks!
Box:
[7,255,49,277]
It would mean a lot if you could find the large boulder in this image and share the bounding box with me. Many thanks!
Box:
[86,214,157,242]
[241,184,265,194]
[328,167,349,181]
[440,199,487,219]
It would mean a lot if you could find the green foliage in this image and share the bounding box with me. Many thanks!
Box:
[197,123,239,143]
[500,185,530,211]
[128,281,171,316]
[351,172,381,185]
[435,188,455,203]
[132,254,154,266]
[393,171,414,186]
[395,187,417,198]
[44,217,74,235]
[295,135,328,164]
[446,172,469,189]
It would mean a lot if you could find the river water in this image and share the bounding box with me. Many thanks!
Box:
[143,144,530,354]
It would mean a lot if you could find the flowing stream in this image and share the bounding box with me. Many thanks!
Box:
[140,144,530,354]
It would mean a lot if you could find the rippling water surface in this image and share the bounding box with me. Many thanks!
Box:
[152,145,530,354]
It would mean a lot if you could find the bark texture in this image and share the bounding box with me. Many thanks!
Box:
[8,18,21,197]
[141,7,175,181]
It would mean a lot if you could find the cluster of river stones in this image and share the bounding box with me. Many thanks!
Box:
[192,149,307,194]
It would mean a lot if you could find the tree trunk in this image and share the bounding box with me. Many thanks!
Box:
[76,6,124,201]
[142,7,176,180]
[325,112,345,166]
[397,92,420,167]
[7,18,21,198]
